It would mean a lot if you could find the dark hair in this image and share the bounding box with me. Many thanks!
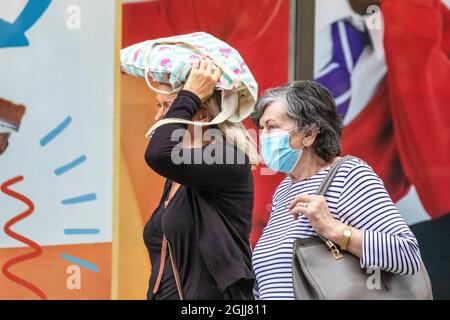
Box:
[251,80,342,162]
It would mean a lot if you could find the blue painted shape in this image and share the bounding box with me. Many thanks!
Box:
[54,155,87,176]
[60,254,99,272]
[64,229,100,235]
[0,0,52,48]
[40,116,72,147]
[62,193,97,205]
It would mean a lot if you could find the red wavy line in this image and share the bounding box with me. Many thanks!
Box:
[1,176,47,300]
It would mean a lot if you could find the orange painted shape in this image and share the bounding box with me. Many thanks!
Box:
[0,243,111,300]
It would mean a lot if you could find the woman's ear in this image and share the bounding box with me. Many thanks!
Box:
[197,106,213,123]
[303,125,319,148]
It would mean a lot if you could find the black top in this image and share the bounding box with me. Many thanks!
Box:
[143,90,255,300]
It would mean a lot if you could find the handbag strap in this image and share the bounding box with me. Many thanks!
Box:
[314,155,358,260]
[152,235,184,300]
[152,236,168,294]
[167,238,184,300]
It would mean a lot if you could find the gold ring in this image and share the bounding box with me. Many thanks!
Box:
[296,202,307,208]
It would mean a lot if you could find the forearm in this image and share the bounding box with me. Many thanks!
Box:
[163,90,201,120]
[145,90,200,170]
[323,220,421,275]
[145,90,250,191]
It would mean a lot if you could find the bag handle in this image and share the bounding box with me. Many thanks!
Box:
[314,155,358,260]
[142,40,246,139]
[142,40,240,95]
[144,89,238,139]
[144,105,234,139]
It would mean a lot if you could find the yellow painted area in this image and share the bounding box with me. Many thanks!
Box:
[111,0,122,300]
[112,0,166,299]
[116,149,151,299]
[115,74,165,299]
[113,49,166,299]
[120,74,165,222]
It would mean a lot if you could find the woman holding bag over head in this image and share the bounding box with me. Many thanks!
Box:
[143,57,258,300]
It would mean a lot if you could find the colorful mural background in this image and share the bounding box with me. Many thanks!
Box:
[1,0,448,300]
[0,0,119,299]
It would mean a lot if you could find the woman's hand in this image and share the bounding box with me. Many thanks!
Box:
[184,58,222,102]
[288,194,363,258]
[287,194,343,239]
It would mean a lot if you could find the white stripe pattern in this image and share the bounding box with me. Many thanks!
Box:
[252,158,422,300]
[337,20,354,72]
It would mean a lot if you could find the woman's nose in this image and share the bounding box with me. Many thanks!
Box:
[154,108,165,122]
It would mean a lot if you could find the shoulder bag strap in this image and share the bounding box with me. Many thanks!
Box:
[167,239,184,300]
[152,235,184,300]
[152,236,168,294]
[314,155,358,260]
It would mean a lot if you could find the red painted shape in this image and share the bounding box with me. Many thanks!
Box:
[1,176,47,300]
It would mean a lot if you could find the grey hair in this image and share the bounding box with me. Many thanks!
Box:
[251,80,342,162]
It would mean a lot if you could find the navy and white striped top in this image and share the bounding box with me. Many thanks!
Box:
[252,158,422,300]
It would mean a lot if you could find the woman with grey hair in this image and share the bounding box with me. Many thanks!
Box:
[251,80,422,300]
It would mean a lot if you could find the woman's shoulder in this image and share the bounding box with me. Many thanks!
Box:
[338,156,369,173]
[336,156,382,187]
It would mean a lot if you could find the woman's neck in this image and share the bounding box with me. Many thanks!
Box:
[289,150,334,182]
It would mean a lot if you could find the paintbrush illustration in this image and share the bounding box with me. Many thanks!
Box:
[0,97,26,155]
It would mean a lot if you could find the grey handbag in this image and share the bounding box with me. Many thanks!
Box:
[292,156,433,300]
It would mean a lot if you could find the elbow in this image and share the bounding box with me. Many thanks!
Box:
[144,141,166,173]
[408,252,422,276]
[406,237,423,276]
[144,139,182,178]
[398,242,423,276]
[397,258,421,276]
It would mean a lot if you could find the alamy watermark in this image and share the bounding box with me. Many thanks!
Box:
[365,5,382,30]
[366,266,382,290]
[162,127,291,176]
[66,265,82,290]
[66,4,81,30]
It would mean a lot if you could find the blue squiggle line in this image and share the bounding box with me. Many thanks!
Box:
[61,193,96,205]
[40,116,72,147]
[64,229,100,235]
[60,254,99,272]
[54,155,87,176]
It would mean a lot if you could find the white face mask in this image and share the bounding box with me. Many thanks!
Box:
[260,128,303,173]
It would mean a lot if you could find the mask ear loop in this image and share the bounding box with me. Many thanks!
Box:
[287,127,305,151]
[288,133,304,174]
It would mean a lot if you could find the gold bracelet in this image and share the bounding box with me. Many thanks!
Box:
[339,226,352,251]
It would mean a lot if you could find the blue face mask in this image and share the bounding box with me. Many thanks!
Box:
[260,128,303,173]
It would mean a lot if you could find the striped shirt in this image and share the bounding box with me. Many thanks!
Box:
[252,158,422,300]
